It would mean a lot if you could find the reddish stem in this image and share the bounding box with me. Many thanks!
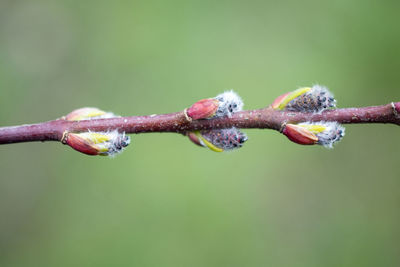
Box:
[0,103,399,145]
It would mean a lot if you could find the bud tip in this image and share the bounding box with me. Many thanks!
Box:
[187,98,219,120]
[65,107,117,121]
[394,102,400,116]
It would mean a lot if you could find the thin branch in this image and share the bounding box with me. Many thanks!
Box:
[1,102,399,145]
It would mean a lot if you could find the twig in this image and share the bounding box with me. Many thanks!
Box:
[1,102,399,145]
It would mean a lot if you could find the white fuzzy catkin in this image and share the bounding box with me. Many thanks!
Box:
[285,85,336,113]
[214,90,244,117]
[83,130,130,156]
[201,127,248,151]
[105,132,130,156]
[298,121,345,148]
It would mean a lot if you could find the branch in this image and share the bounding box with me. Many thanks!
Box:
[1,102,399,145]
[1,85,399,156]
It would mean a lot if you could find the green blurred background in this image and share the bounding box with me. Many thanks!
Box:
[1,0,399,266]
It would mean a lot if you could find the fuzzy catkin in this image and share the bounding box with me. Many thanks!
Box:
[285,85,336,113]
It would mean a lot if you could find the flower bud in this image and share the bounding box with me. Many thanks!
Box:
[190,127,247,152]
[394,102,400,116]
[186,98,219,120]
[283,122,345,148]
[271,92,291,109]
[273,85,336,112]
[307,122,345,148]
[65,131,130,156]
[214,90,243,117]
[187,132,204,147]
[65,107,117,121]
[187,131,223,152]
[273,87,311,110]
[283,124,319,145]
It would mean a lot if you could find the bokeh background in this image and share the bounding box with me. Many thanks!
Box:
[1,0,400,266]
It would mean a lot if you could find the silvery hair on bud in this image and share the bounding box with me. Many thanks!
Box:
[214,90,244,117]
[106,131,131,156]
[95,112,120,119]
[88,130,130,157]
[286,85,336,113]
[299,121,345,148]
[201,127,248,151]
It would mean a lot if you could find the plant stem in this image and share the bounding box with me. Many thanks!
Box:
[0,103,399,145]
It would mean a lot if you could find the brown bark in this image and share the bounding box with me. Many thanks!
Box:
[0,103,399,145]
